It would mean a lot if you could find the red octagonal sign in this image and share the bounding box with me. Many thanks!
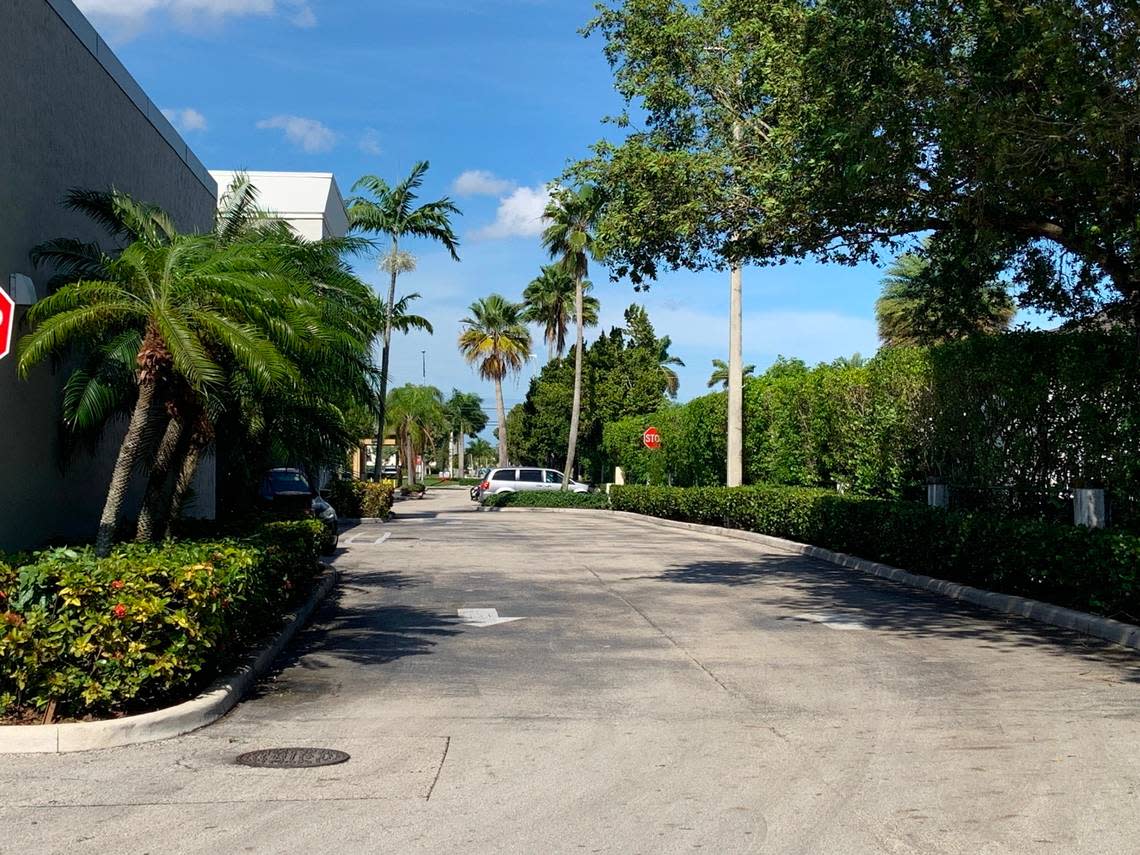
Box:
[642,426,662,451]
[0,284,14,362]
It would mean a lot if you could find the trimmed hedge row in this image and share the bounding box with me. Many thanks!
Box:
[481,491,611,509]
[325,478,395,519]
[0,519,326,720]
[610,485,1140,621]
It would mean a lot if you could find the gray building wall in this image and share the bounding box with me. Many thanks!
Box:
[0,0,218,550]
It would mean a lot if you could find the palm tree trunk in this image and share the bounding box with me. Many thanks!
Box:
[136,413,186,542]
[95,379,158,557]
[495,379,508,468]
[562,276,585,489]
[165,440,205,539]
[373,237,400,483]
[405,432,415,487]
[727,261,744,487]
[457,428,466,478]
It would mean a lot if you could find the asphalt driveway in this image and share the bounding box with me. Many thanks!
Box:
[3,489,1139,854]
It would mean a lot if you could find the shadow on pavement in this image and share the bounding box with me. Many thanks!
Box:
[650,555,1140,681]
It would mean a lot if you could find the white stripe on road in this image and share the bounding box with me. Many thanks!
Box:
[375,532,392,545]
[794,612,866,631]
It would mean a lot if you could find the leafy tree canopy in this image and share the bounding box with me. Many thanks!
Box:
[579,0,1140,324]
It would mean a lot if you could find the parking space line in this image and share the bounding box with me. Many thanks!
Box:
[374,532,392,545]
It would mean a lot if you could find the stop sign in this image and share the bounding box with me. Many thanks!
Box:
[642,426,662,450]
[0,284,14,361]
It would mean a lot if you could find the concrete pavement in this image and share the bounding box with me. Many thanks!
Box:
[2,488,1139,853]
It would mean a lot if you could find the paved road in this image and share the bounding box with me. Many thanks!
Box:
[3,489,1140,854]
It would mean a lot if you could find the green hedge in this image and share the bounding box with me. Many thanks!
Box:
[610,485,1140,621]
[481,491,611,509]
[0,519,326,720]
[324,478,395,519]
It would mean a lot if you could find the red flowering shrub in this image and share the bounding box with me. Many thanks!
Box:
[0,518,325,719]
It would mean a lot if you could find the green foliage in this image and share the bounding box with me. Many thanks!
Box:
[481,491,610,509]
[510,305,676,481]
[581,0,1140,322]
[324,479,395,519]
[610,485,1140,620]
[0,520,325,718]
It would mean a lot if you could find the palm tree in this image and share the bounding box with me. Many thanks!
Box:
[522,264,600,360]
[347,162,460,482]
[446,390,488,478]
[458,295,532,468]
[654,335,685,398]
[466,437,495,469]
[19,234,304,554]
[541,185,602,487]
[707,358,756,390]
[876,245,1015,347]
[386,384,445,485]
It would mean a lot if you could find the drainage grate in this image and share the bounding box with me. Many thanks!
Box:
[236,747,350,769]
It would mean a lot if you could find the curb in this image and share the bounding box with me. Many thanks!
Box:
[340,517,390,524]
[0,565,341,755]
[490,506,1140,652]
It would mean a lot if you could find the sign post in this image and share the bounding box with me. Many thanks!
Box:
[0,283,14,361]
[642,426,661,451]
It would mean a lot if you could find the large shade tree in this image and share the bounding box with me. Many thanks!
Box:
[347,162,460,481]
[458,295,532,468]
[542,186,603,487]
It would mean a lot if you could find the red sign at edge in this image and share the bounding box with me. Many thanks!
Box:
[0,284,14,362]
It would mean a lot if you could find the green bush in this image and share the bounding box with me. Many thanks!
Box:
[610,485,1140,621]
[325,479,394,519]
[481,491,611,509]
[0,519,326,720]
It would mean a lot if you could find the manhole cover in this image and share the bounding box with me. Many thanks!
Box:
[236,748,350,769]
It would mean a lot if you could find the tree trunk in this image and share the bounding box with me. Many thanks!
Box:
[95,380,158,557]
[562,276,585,489]
[405,432,415,487]
[136,413,186,542]
[727,261,744,487]
[165,440,205,539]
[458,428,466,479]
[495,379,508,468]
[373,237,399,482]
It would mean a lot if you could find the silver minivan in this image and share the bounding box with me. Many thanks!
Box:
[474,467,590,500]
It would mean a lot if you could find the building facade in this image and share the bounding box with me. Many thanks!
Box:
[0,0,218,550]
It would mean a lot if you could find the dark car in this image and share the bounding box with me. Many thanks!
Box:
[258,468,339,553]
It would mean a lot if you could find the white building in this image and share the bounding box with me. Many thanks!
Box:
[208,171,349,240]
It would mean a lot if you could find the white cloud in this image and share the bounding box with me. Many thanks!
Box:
[473,184,553,239]
[257,115,337,153]
[161,107,207,133]
[359,129,383,157]
[75,0,313,39]
[453,170,515,197]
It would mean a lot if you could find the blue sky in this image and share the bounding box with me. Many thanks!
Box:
[79,0,890,428]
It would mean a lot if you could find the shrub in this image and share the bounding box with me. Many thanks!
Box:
[481,491,611,509]
[0,518,326,720]
[610,485,1140,621]
[325,479,394,519]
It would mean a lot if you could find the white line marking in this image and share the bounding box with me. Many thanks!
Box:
[374,533,392,545]
[794,612,867,631]
[457,607,525,628]
[344,532,365,545]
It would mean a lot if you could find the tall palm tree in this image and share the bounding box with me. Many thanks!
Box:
[19,234,304,554]
[654,335,685,398]
[707,358,756,390]
[466,437,495,469]
[876,245,1015,347]
[458,295,532,468]
[386,384,445,486]
[446,390,488,478]
[541,185,602,487]
[522,264,600,360]
[347,162,460,481]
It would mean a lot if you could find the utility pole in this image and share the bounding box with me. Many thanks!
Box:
[421,350,426,381]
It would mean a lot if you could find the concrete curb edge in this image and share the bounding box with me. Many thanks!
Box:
[492,506,1140,652]
[0,565,341,754]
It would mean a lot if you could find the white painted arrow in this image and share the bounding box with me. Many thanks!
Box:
[457,608,525,628]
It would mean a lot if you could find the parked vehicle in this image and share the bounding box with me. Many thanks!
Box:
[472,467,591,501]
[258,468,339,552]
